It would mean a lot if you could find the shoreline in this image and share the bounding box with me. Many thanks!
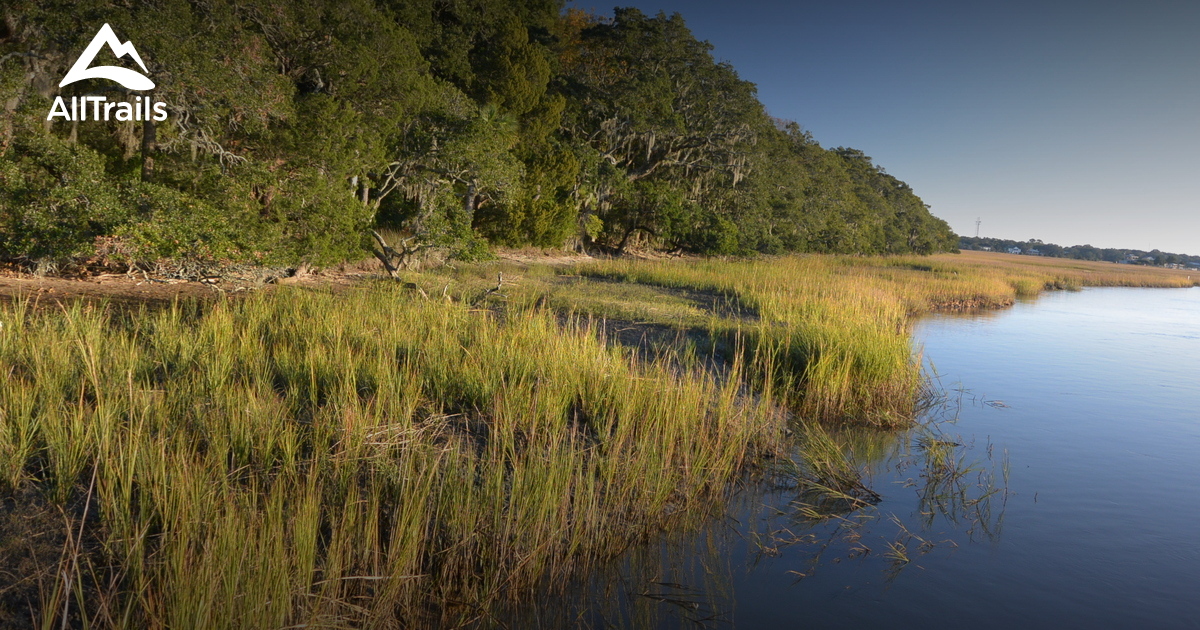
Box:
[1,250,1193,308]
[0,252,1195,625]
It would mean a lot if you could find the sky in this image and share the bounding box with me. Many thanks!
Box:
[574,0,1200,254]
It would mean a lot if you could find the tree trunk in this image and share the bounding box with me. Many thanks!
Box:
[616,223,657,254]
[141,101,157,182]
[463,181,477,223]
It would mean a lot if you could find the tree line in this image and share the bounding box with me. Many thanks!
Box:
[1,1,959,267]
[960,237,1199,266]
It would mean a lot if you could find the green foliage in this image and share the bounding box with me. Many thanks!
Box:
[115,182,247,261]
[473,18,552,115]
[0,1,957,266]
[560,9,764,254]
[0,130,126,260]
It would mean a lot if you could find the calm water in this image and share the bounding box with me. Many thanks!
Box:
[532,287,1200,628]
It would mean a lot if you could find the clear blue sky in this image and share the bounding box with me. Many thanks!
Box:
[576,0,1200,254]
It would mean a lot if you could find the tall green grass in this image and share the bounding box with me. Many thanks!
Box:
[573,253,1196,426]
[0,288,783,627]
[576,257,924,426]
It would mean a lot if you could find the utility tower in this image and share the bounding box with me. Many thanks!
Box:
[975,217,981,238]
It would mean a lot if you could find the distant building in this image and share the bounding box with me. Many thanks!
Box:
[1027,249,1041,256]
[979,246,992,252]
[1007,246,1022,254]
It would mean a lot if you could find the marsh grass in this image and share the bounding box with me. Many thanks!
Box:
[571,253,1196,426]
[777,421,881,521]
[743,382,1009,585]
[0,251,1185,624]
[0,288,784,627]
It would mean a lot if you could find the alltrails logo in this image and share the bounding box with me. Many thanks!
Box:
[46,23,167,122]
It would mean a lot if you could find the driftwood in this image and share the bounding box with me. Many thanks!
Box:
[371,230,400,277]
[371,230,433,277]
[472,273,504,306]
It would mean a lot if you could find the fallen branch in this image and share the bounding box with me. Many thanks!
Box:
[371,230,399,278]
[371,230,434,276]
[472,273,505,306]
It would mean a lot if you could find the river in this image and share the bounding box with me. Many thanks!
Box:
[520,286,1200,628]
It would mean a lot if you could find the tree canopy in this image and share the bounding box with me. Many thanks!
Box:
[0,2,958,266]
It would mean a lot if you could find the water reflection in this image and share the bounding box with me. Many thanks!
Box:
[768,394,1009,581]
[501,288,1200,629]
[492,383,1010,628]
[494,497,743,628]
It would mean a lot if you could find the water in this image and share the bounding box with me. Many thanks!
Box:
[543,287,1200,628]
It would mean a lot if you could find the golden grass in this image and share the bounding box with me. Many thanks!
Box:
[0,250,1192,625]
[929,250,1197,293]
[0,288,783,627]
[567,252,1196,425]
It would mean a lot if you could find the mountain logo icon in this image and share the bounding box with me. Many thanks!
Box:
[59,23,155,91]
